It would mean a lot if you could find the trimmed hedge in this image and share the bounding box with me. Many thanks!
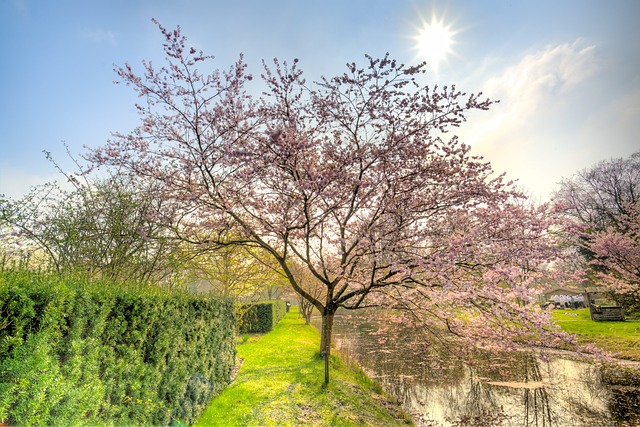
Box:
[238,300,287,333]
[0,270,235,426]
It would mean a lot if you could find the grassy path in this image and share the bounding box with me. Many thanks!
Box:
[194,307,412,427]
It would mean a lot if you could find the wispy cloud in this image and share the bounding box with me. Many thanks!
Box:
[468,40,599,144]
[78,28,117,45]
[459,40,601,198]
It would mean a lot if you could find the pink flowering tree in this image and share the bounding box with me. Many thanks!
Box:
[554,152,639,311]
[587,202,640,311]
[87,21,578,383]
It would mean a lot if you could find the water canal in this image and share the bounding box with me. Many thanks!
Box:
[312,313,640,426]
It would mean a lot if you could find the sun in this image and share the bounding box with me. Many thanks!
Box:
[414,17,455,71]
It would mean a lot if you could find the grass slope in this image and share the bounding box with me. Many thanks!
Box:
[195,308,412,427]
[552,308,640,361]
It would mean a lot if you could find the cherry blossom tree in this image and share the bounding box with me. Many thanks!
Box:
[555,152,640,311]
[87,21,578,383]
[588,202,640,312]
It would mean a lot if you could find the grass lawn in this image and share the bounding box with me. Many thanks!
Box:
[552,308,640,361]
[194,307,412,427]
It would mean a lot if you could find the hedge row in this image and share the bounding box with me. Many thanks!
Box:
[238,300,287,333]
[0,270,236,426]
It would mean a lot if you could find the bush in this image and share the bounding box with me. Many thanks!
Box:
[238,300,286,333]
[0,270,235,426]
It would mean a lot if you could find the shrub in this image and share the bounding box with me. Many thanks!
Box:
[0,270,235,426]
[238,300,287,333]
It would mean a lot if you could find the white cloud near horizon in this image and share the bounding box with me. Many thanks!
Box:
[466,39,599,148]
[460,40,603,199]
[0,166,60,200]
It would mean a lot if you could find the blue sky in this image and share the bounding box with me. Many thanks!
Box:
[1,0,638,201]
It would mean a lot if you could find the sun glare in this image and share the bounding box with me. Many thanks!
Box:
[415,17,455,71]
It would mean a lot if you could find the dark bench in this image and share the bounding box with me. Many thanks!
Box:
[590,305,625,321]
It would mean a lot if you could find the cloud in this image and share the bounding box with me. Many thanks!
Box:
[467,40,599,145]
[0,166,58,200]
[457,40,603,199]
[78,28,117,45]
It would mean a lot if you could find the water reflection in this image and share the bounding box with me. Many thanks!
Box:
[312,313,640,427]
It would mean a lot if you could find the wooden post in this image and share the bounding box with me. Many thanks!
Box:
[585,292,595,321]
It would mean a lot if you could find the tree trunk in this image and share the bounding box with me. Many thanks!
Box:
[303,306,312,325]
[320,310,335,385]
[298,298,312,325]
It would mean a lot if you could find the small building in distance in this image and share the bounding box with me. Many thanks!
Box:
[538,285,625,321]
[538,286,586,309]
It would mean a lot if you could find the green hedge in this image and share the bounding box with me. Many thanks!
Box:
[0,270,236,426]
[238,300,287,333]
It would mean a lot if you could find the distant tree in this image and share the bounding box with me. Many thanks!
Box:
[555,152,639,232]
[262,281,285,301]
[0,167,183,284]
[185,244,283,300]
[587,202,640,312]
[554,152,640,309]
[284,262,325,325]
[87,21,579,383]
[0,223,44,268]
